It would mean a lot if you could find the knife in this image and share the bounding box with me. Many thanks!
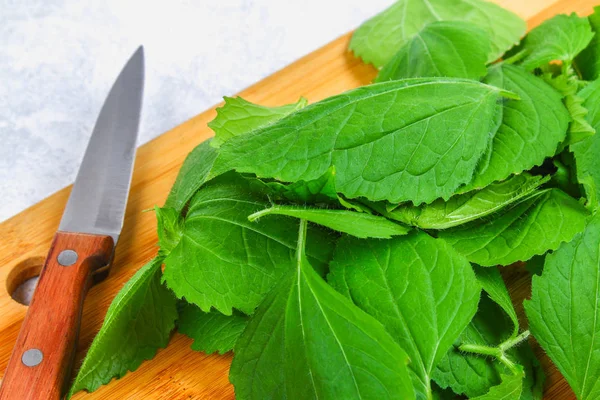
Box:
[0,46,144,400]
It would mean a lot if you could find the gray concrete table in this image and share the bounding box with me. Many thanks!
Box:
[1,0,392,221]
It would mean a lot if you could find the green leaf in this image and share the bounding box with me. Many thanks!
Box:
[471,368,524,400]
[68,257,177,398]
[212,78,511,205]
[432,299,501,397]
[575,7,600,80]
[261,167,339,204]
[519,13,594,71]
[337,196,376,214]
[466,64,569,191]
[473,265,519,338]
[375,21,490,82]
[328,232,480,399]
[572,79,600,210]
[263,168,385,214]
[439,189,588,266]
[230,221,415,400]
[163,139,219,213]
[177,303,248,354]
[155,206,183,257]
[349,0,525,67]
[543,71,595,147]
[209,96,308,148]
[249,206,410,239]
[162,174,335,315]
[525,212,600,400]
[433,297,544,399]
[387,174,548,230]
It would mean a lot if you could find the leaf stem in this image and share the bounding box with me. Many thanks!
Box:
[499,330,530,352]
[459,330,530,375]
[498,354,520,375]
[502,49,527,65]
[459,343,501,358]
[497,89,521,101]
[248,207,274,222]
[296,219,308,266]
[562,60,572,77]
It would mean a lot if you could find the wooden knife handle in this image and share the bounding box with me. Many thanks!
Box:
[0,232,114,400]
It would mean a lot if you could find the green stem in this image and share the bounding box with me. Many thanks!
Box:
[499,330,530,352]
[562,60,573,77]
[248,207,274,222]
[459,343,502,358]
[498,354,519,375]
[502,49,527,65]
[425,385,433,400]
[296,219,308,266]
[497,89,521,101]
[459,330,530,375]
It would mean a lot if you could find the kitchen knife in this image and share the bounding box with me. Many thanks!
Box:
[0,46,144,400]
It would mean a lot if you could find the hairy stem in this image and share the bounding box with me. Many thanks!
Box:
[459,343,501,358]
[247,207,275,222]
[459,330,531,375]
[499,330,530,352]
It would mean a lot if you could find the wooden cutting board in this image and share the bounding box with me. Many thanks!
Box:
[0,0,596,398]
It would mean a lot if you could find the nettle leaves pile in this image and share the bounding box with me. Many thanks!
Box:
[69,2,600,400]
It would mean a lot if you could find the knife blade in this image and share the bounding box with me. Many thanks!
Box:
[59,46,144,243]
[0,46,144,400]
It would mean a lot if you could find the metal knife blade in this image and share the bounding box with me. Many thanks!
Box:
[59,46,145,243]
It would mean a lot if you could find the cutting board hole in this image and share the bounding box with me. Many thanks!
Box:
[6,257,44,306]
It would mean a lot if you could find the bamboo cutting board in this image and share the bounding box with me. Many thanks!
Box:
[0,0,596,398]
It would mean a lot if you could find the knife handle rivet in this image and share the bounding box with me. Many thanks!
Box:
[21,348,43,367]
[57,249,78,266]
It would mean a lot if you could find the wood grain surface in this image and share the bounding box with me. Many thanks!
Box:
[0,0,595,398]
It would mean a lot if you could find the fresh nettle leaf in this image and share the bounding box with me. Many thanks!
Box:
[68,257,178,398]
[576,6,600,80]
[473,265,519,338]
[162,173,335,315]
[230,220,415,399]
[212,78,515,205]
[387,174,548,230]
[328,233,480,400]
[249,205,410,239]
[261,167,338,204]
[375,21,490,82]
[177,303,248,355]
[471,368,524,400]
[74,4,600,398]
[349,0,525,67]
[572,79,600,210]
[439,189,588,266]
[542,70,594,147]
[163,139,218,213]
[519,13,595,71]
[465,64,569,191]
[525,213,600,400]
[209,96,308,148]
[155,206,183,257]
[433,297,544,399]
[263,167,381,215]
